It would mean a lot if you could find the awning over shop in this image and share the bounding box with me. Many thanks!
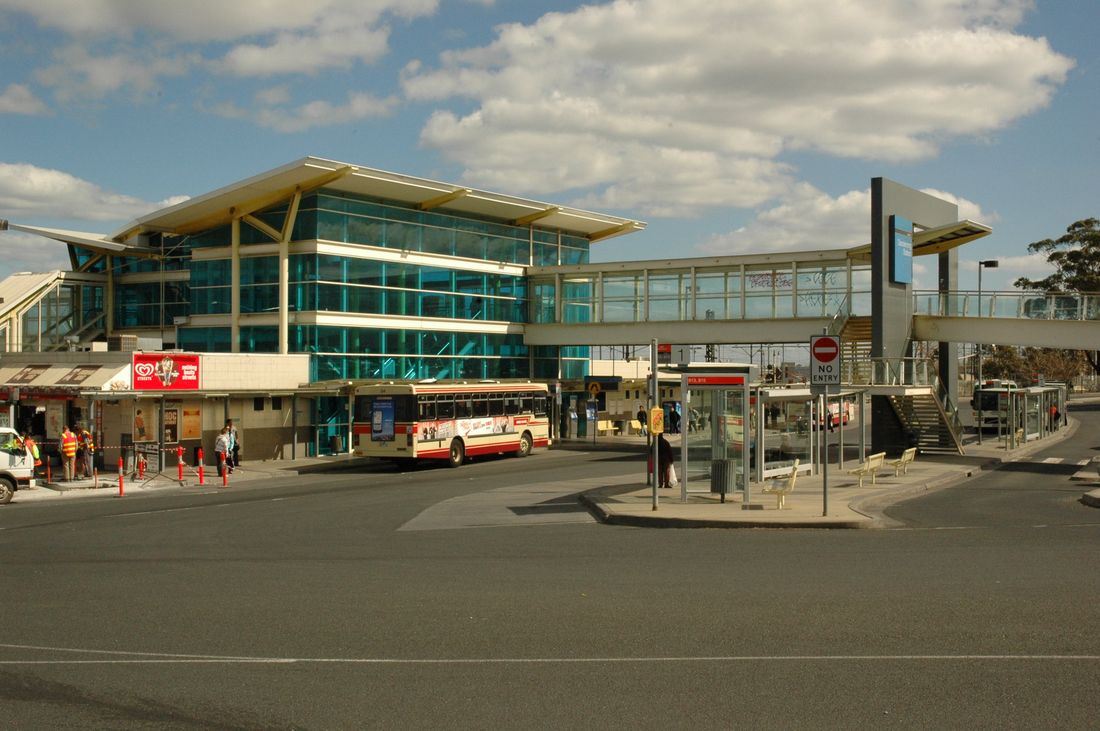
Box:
[0,362,130,395]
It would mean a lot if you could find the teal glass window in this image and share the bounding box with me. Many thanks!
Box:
[178,327,231,352]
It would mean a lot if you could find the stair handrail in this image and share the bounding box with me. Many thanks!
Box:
[824,293,851,338]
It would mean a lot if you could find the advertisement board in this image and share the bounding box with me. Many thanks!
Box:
[132,354,201,391]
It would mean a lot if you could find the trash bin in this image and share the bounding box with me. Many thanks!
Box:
[329,435,343,454]
[710,459,737,494]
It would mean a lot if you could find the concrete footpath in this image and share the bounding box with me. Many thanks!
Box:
[572,414,1100,529]
[8,415,1100,524]
[8,452,376,504]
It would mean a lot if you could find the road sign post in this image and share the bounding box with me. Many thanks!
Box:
[810,335,842,517]
[810,335,841,386]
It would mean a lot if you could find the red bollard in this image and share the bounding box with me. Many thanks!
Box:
[118,457,125,497]
[220,453,228,487]
[47,461,52,484]
[197,448,205,485]
[177,445,184,482]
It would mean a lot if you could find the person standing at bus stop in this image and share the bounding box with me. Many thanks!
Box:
[636,404,648,436]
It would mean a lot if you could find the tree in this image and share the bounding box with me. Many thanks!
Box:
[1014,217,1100,292]
[1014,217,1100,376]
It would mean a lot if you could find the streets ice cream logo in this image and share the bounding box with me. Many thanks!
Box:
[134,355,191,388]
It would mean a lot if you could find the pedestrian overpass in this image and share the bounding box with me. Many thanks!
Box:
[524,245,1100,456]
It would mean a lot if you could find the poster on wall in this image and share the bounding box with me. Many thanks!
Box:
[132,354,201,391]
[182,408,202,440]
[46,402,65,439]
[164,408,179,444]
[133,406,159,442]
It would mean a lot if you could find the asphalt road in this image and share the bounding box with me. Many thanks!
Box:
[2,414,1098,729]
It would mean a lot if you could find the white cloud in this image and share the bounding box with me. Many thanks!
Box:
[0,83,47,114]
[214,91,397,133]
[697,184,873,256]
[36,46,195,102]
[696,182,993,258]
[0,230,74,274]
[0,162,186,221]
[403,0,1073,217]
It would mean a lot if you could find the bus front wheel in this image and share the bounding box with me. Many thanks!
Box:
[448,439,465,468]
[516,431,533,457]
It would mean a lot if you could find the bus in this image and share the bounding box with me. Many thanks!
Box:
[353,381,550,467]
[971,380,1017,431]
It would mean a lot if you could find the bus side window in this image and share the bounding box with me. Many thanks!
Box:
[533,396,547,416]
[504,393,521,416]
[455,394,472,419]
[354,396,372,422]
[418,395,436,421]
[489,394,505,416]
[521,395,534,414]
[473,394,489,417]
[437,395,455,419]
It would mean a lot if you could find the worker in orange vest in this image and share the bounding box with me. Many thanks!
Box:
[77,426,95,478]
[60,426,78,482]
[22,432,42,477]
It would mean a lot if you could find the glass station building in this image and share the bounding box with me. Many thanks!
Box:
[7,157,645,382]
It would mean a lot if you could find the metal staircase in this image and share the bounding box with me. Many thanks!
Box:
[886,386,965,454]
[839,316,872,384]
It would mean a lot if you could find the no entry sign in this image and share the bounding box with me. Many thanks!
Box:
[810,335,842,385]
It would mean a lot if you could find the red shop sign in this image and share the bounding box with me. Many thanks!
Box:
[133,354,201,391]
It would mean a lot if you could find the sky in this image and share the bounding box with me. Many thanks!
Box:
[0,0,1095,292]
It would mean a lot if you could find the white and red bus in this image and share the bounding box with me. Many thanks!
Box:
[353,381,550,467]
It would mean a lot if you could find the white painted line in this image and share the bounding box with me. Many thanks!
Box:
[1041,457,1064,464]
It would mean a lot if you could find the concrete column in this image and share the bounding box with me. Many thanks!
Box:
[231,218,241,353]
[278,236,289,355]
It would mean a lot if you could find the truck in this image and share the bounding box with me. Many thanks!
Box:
[0,426,37,505]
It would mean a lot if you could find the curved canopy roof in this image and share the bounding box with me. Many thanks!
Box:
[114,156,646,243]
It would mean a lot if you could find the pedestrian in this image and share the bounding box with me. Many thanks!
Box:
[225,419,240,468]
[22,432,42,477]
[215,427,232,476]
[60,425,78,482]
[668,407,680,434]
[657,432,674,488]
[77,425,94,478]
[1048,404,1059,431]
[636,404,648,436]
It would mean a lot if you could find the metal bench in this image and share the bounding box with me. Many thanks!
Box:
[629,419,644,435]
[596,420,620,436]
[762,459,799,509]
[889,447,917,476]
[847,451,886,487]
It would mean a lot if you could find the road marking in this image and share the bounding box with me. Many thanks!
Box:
[1,643,1098,666]
[1041,457,1064,464]
[1078,459,1091,466]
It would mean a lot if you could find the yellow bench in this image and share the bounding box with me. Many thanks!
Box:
[847,451,886,487]
[596,420,620,436]
[629,419,643,435]
[762,459,800,509]
[889,447,917,476]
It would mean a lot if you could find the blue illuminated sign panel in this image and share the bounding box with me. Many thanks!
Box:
[890,215,913,284]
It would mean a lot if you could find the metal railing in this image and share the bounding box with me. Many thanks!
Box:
[913,290,1100,321]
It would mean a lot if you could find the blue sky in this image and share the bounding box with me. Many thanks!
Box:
[0,0,1095,292]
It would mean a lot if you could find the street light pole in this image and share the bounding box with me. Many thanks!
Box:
[976,259,999,444]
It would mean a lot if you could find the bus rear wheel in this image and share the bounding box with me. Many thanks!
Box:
[448,439,465,468]
[516,432,532,457]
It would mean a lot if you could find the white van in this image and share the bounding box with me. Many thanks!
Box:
[0,427,37,505]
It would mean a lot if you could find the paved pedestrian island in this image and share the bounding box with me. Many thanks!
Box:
[579,416,1100,528]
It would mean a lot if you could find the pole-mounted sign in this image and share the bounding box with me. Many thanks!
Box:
[810,335,841,386]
